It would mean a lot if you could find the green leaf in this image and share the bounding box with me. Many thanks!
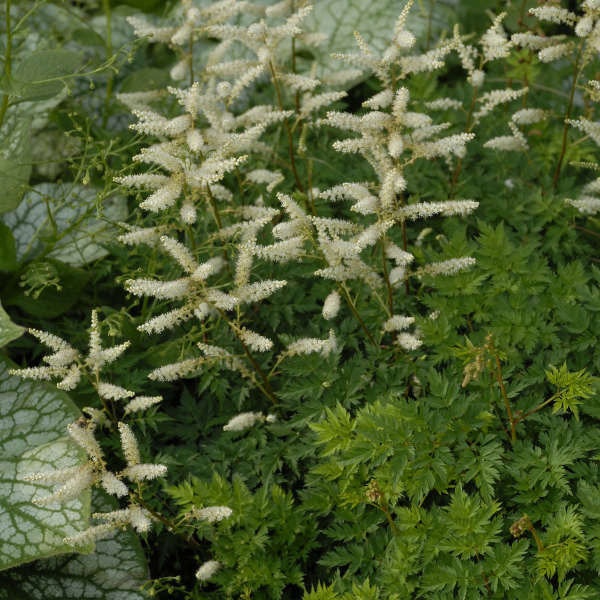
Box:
[309,404,353,456]
[11,50,83,101]
[72,28,106,48]
[0,118,31,214]
[0,223,17,271]
[2,259,90,319]
[0,491,149,599]
[303,582,340,600]
[119,68,172,93]
[1,183,127,266]
[546,363,597,420]
[0,356,91,571]
[0,301,24,348]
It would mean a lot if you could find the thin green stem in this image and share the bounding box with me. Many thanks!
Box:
[290,0,300,113]
[488,341,516,443]
[133,494,201,548]
[217,309,279,405]
[425,0,435,50]
[573,224,600,238]
[381,236,394,314]
[379,502,399,536]
[450,85,479,197]
[493,353,516,443]
[339,284,377,347]
[553,43,583,190]
[514,390,562,424]
[101,0,113,129]
[268,60,305,192]
[205,183,231,274]
[517,0,528,29]
[189,37,194,86]
[0,0,12,132]
[525,517,544,553]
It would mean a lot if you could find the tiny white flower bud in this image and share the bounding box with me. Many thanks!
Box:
[322,290,341,320]
[187,129,205,152]
[470,70,485,87]
[170,58,190,82]
[101,471,129,498]
[383,315,415,332]
[223,411,265,432]
[180,202,197,224]
[129,505,153,532]
[97,382,135,401]
[123,463,168,482]
[118,422,140,467]
[196,560,221,582]
[64,523,117,547]
[217,81,232,99]
[397,333,423,351]
[238,328,273,352]
[124,395,163,414]
[193,506,233,523]
[388,133,404,158]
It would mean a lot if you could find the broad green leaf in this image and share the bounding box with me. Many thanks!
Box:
[119,68,172,93]
[0,492,149,599]
[11,50,83,101]
[0,301,24,348]
[0,356,91,571]
[2,259,90,319]
[1,183,127,266]
[0,223,17,271]
[0,118,31,214]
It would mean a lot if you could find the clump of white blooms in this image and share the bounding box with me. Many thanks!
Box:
[11,311,167,545]
[196,560,221,582]
[529,6,577,27]
[562,0,600,215]
[285,330,338,358]
[223,411,275,431]
[480,12,512,61]
[484,122,528,152]
[474,88,528,122]
[566,196,600,214]
[322,290,341,320]
[15,0,600,586]
[511,109,547,125]
[192,505,234,522]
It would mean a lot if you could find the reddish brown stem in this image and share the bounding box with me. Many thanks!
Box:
[268,61,304,192]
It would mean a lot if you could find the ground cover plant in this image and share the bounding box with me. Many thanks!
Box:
[3,0,600,598]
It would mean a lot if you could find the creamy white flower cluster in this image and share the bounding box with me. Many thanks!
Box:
[11,313,168,545]
[565,149,600,214]
[10,311,162,415]
[115,80,282,223]
[520,1,600,62]
[452,11,513,88]
[382,314,422,351]
[119,0,341,382]
[299,8,477,302]
[223,411,276,431]
[22,416,167,546]
[127,0,256,80]
[204,2,319,101]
